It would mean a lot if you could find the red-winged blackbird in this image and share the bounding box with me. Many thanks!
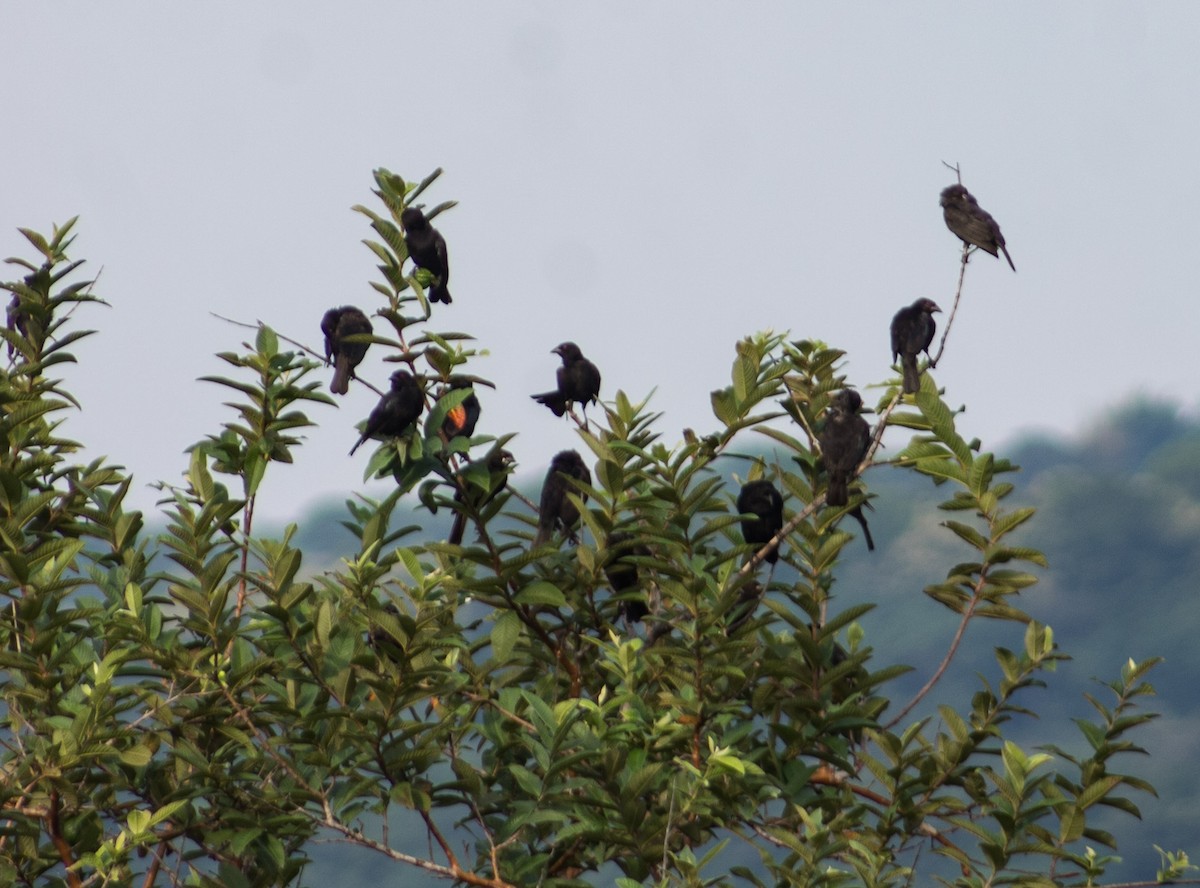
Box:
[818,389,871,507]
[531,342,601,418]
[737,479,784,565]
[940,184,1015,271]
[401,207,452,303]
[321,306,374,396]
[604,531,650,622]
[349,369,424,455]
[890,298,941,394]
[534,450,591,545]
[448,448,515,545]
[440,380,481,440]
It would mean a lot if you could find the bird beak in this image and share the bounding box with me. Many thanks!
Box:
[551,346,564,356]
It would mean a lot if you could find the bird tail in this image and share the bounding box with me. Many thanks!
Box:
[849,505,875,552]
[827,475,849,507]
[902,355,920,394]
[448,512,467,546]
[431,282,452,304]
[534,525,551,546]
[1001,245,1016,272]
[532,392,568,417]
[331,357,351,396]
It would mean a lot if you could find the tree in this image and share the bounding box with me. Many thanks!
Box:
[0,170,1189,888]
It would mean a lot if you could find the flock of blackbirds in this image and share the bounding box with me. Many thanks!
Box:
[320,183,1013,625]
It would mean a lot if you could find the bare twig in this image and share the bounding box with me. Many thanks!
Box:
[885,570,987,729]
[931,242,969,368]
[210,311,385,397]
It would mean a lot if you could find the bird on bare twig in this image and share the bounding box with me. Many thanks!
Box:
[940,184,1015,271]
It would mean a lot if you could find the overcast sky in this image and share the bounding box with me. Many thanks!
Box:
[6,3,1198,522]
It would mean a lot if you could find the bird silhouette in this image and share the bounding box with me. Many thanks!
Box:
[531,342,601,419]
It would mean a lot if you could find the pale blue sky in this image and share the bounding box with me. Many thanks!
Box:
[5,3,1198,521]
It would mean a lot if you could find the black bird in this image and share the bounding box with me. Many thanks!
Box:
[349,369,424,455]
[321,306,374,395]
[890,298,941,394]
[737,479,784,565]
[448,448,514,545]
[818,389,871,507]
[940,184,1015,271]
[440,380,481,440]
[531,342,601,418]
[401,207,452,303]
[535,450,591,545]
[605,531,650,623]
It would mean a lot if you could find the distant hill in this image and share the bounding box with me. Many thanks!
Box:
[259,397,1200,884]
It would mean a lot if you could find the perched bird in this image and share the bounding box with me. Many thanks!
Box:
[940,184,1015,271]
[535,450,591,545]
[448,448,514,545]
[401,206,452,303]
[818,389,871,507]
[604,531,650,623]
[321,306,374,395]
[349,369,424,455]
[890,298,941,394]
[737,479,785,565]
[531,342,601,418]
[440,380,481,440]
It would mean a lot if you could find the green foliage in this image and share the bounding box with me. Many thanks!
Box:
[0,178,1181,888]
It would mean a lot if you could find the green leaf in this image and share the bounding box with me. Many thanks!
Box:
[515,581,566,608]
[491,610,520,663]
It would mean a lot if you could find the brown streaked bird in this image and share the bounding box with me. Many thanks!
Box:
[737,479,785,565]
[321,306,374,396]
[534,450,591,545]
[890,298,941,394]
[349,369,424,456]
[940,184,1015,271]
[818,389,871,507]
[448,448,515,546]
[531,342,601,418]
[401,206,452,303]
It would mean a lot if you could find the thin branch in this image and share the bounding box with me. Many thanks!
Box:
[140,840,168,888]
[885,571,986,729]
[46,790,83,888]
[931,241,969,368]
[463,692,536,733]
[210,311,384,397]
